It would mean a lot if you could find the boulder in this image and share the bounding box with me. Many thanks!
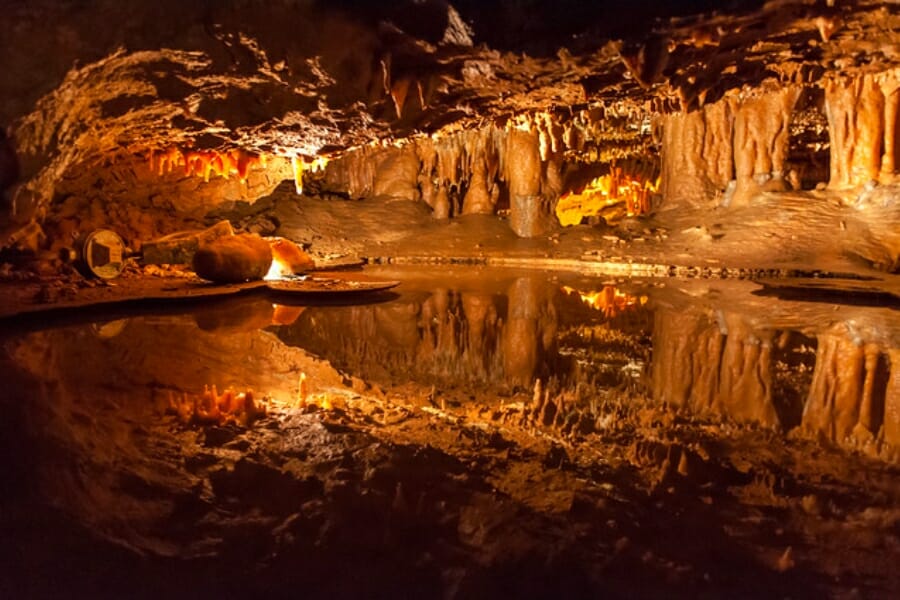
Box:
[192,233,272,283]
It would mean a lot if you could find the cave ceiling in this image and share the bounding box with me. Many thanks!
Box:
[4,0,899,187]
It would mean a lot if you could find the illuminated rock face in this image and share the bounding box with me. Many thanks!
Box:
[825,69,900,188]
[2,1,900,246]
[659,87,800,209]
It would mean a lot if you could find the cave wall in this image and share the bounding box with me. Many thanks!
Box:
[2,0,900,249]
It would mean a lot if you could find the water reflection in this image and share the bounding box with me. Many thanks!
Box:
[1,271,898,453]
[1,269,900,597]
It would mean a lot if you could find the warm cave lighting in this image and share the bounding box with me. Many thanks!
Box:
[294,372,335,410]
[264,255,294,280]
[167,385,268,426]
[556,166,660,226]
[291,155,329,194]
[563,285,648,318]
[151,147,269,183]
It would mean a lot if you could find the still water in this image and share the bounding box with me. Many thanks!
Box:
[0,266,898,598]
[2,266,898,444]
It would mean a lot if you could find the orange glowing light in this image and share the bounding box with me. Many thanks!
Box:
[292,372,339,411]
[556,166,659,226]
[291,155,329,194]
[150,147,269,183]
[265,255,294,281]
[562,285,648,318]
[167,384,268,427]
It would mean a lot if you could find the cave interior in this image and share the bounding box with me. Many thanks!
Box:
[1,1,900,598]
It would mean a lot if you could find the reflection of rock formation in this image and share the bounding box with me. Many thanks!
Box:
[802,332,895,448]
[278,277,560,390]
[653,306,900,456]
[0,316,341,553]
[502,278,558,386]
[653,309,781,427]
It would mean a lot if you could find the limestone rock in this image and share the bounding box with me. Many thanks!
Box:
[192,233,272,283]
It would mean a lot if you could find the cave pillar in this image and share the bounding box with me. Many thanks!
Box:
[660,109,720,209]
[825,75,885,188]
[730,87,800,206]
[660,87,800,208]
[506,129,552,237]
[878,71,900,177]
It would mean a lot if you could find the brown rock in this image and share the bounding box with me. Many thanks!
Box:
[192,233,272,283]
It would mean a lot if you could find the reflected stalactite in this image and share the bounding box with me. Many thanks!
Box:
[885,349,900,447]
[651,309,782,427]
[802,334,892,446]
[501,278,558,387]
[276,279,560,390]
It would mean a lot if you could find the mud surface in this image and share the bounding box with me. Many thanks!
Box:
[1,267,898,599]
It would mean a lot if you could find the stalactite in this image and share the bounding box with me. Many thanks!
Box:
[151,147,269,184]
[318,104,653,235]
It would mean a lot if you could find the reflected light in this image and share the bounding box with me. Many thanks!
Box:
[562,285,648,318]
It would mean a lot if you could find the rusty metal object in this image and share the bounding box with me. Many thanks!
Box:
[61,228,127,279]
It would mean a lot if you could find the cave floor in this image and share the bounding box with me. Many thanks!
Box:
[1,269,899,599]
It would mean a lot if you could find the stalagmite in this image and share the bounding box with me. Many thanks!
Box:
[506,128,551,237]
